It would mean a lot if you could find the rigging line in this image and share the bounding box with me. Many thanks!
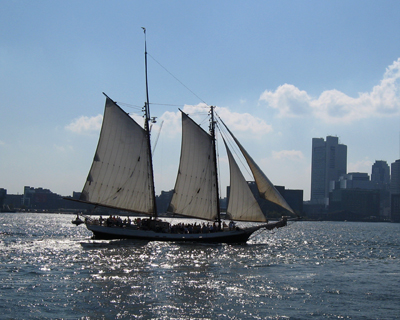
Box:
[216,120,253,179]
[149,102,185,107]
[116,103,143,112]
[198,116,210,128]
[147,52,208,105]
[127,112,144,118]
[116,102,142,108]
[152,120,164,155]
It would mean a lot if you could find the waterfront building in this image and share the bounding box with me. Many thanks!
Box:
[329,173,380,220]
[329,171,391,220]
[274,186,303,215]
[370,161,391,220]
[391,159,400,222]
[392,194,400,222]
[3,194,23,211]
[335,172,372,190]
[391,159,400,195]
[0,188,15,212]
[0,188,6,208]
[156,189,174,214]
[310,136,347,206]
[23,186,62,211]
[329,188,380,221]
[371,160,390,185]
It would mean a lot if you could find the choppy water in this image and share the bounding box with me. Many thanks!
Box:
[1,213,399,319]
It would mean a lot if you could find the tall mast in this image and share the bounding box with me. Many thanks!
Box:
[142,27,158,218]
[210,106,221,230]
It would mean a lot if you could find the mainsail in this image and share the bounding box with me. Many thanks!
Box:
[168,111,218,220]
[224,140,267,222]
[79,97,154,214]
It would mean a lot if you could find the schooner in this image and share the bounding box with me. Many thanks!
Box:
[72,29,293,243]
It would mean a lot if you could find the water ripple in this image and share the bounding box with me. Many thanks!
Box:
[1,214,400,319]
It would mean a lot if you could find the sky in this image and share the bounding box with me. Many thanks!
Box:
[1,0,400,201]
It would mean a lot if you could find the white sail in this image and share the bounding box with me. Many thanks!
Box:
[238,141,294,214]
[80,97,154,214]
[225,140,267,222]
[221,121,294,214]
[168,112,218,220]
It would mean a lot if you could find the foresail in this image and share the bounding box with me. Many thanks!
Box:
[222,121,294,214]
[168,111,218,220]
[80,97,154,214]
[225,140,267,222]
[238,141,294,214]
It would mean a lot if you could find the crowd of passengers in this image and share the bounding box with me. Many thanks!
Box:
[91,215,238,233]
[169,221,237,234]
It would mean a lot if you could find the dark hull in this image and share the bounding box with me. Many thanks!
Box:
[85,219,287,244]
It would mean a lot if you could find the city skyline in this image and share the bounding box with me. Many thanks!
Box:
[2,156,399,198]
[1,1,400,200]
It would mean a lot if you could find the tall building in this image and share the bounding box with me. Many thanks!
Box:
[0,188,6,207]
[371,160,390,185]
[391,159,400,222]
[371,160,391,220]
[0,188,7,211]
[391,159,400,195]
[310,136,347,205]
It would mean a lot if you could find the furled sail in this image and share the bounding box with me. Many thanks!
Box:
[80,97,154,214]
[221,120,294,214]
[224,140,267,222]
[168,111,218,220]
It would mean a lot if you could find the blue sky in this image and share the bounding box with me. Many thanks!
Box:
[1,0,400,200]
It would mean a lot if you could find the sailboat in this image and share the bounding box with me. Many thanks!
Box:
[73,30,294,244]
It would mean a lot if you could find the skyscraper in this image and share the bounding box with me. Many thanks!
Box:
[371,160,391,219]
[391,159,400,195]
[391,159,400,222]
[311,136,347,205]
[371,160,390,186]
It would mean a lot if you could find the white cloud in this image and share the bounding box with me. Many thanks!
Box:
[156,103,273,138]
[272,150,304,161]
[260,84,311,118]
[158,110,182,137]
[348,158,373,173]
[260,58,400,123]
[65,115,103,134]
[183,103,273,135]
[65,104,272,140]
[0,140,5,146]
[216,106,273,134]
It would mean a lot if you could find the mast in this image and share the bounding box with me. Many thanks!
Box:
[210,106,222,230]
[142,27,158,218]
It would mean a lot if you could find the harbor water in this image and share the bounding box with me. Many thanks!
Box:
[1,213,399,319]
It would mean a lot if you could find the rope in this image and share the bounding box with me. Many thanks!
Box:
[148,53,208,105]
